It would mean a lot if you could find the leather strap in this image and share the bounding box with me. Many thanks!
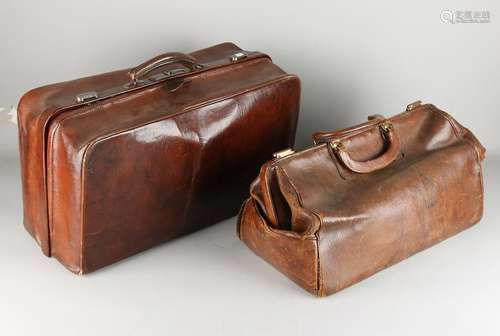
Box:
[331,122,400,174]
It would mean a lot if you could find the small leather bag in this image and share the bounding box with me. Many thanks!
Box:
[237,101,485,296]
[17,43,300,273]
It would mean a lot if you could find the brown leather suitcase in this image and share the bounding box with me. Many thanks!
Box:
[17,42,300,273]
[238,101,485,296]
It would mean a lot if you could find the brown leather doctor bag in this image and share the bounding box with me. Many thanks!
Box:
[238,102,484,296]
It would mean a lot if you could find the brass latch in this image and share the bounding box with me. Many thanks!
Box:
[406,100,422,111]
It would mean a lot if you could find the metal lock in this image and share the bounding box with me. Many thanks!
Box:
[273,148,295,159]
[76,91,98,103]
[230,52,247,62]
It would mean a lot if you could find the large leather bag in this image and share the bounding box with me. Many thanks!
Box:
[238,101,485,296]
[17,43,300,273]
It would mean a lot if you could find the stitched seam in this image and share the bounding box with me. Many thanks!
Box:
[313,214,323,296]
[236,199,249,240]
[464,132,483,161]
[278,166,305,207]
[48,121,62,253]
[427,105,461,138]
[427,105,484,211]
[41,111,57,255]
[78,140,97,274]
[477,158,485,218]
[459,137,485,217]
[262,164,280,227]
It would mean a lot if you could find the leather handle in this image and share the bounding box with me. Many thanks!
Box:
[312,115,385,144]
[331,122,400,174]
[128,52,201,85]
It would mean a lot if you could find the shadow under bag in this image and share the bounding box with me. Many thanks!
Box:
[17,43,300,273]
[238,102,485,296]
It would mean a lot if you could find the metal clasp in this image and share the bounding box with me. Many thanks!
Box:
[230,52,247,62]
[76,91,98,103]
[273,148,295,159]
[330,141,344,152]
[380,122,394,133]
[406,100,422,111]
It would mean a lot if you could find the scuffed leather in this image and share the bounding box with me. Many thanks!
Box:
[18,43,300,273]
[238,104,485,296]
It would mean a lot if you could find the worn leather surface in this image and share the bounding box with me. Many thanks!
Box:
[238,103,485,296]
[18,43,300,273]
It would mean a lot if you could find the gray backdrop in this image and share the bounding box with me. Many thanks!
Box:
[1,2,499,335]
[1,0,499,157]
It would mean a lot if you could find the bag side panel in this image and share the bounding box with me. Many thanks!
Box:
[16,71,138,256]
[238,199,319,295]
[17,92,53,255]
[46,114,86,273]
[429,104,486,160]
[318,141,483,295]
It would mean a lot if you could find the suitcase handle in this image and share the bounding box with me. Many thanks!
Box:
[128,52,202,85]
[330,122,401,174]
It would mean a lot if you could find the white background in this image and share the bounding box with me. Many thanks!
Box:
[1,1,499,335]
